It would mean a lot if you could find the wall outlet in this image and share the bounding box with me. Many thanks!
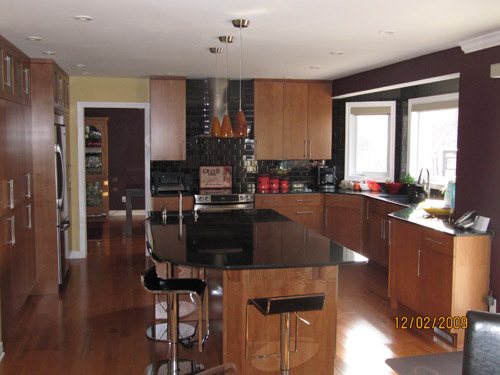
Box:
[121,196,126,203]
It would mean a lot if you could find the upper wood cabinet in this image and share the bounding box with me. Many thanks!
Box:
[254,80,284,160]
[254,79,332,160]
[150,77,186,160]
[1,36,31,105]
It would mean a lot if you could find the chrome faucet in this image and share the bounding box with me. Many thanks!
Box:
[418,168,430,196]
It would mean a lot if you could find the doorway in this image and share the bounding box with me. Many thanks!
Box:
[76,102,150,258]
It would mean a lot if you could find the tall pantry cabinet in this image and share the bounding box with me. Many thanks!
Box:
[30,59,70,294]
[0,35,36,338]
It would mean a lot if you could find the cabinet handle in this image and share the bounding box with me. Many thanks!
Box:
[296,211,314,214]
[7,216,15,245]
[303,140,307,158]
[417,249,422,277]
[380,219,384,239]
[295,199,314,202]
[308,140,312,158]
[25,173,31,198]
[388,220,392,246]
[4,56,12,87]
[366,203,370,220]
[324,207,328,228]
[26,203,32,229]
[424,236,443,246]
[7,179,14,209]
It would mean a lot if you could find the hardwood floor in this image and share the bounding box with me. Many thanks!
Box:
[0,217,455,374]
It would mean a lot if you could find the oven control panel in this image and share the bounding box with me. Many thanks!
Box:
[195,194,254,204]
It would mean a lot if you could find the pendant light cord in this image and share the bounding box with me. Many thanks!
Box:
[225,40,229,115]
[239,25,243,111]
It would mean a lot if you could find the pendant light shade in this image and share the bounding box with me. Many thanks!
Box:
[232,19,250,138]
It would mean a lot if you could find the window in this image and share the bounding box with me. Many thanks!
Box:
[345,101,396,182]
[408,93,458,187]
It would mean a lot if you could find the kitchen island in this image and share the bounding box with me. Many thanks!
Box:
[148,209,365,374]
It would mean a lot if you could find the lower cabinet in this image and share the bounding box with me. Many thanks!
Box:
[389,218,491,347]
[255,194,323,233]
[323,194,363,253]
[363,198,403,268]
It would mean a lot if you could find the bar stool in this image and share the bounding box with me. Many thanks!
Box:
[145,232,199,344]
[141,265,209,374]
[197,363,239,375]
[247,293,325,375]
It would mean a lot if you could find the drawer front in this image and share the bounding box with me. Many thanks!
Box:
[281,194,322,207]
[279,206,323,233]
[152,196,194,211]
[324,194,362,209]
[421,228,454,256]
[255,195,283,208]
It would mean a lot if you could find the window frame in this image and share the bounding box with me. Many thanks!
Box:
[407,93,459,188]
[344,101,396,182]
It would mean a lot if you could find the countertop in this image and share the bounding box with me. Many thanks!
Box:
[147,209,366,270]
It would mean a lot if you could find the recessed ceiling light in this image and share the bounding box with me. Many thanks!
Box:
[74,15,93,22]
[43,50,56,55]
[82,72,91,75]
[379,29,397,35]
[75,64,86,68]
[329,51,344,56]
[26,36,42,42]
[309,66,321,70]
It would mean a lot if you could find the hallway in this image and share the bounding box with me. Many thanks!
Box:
[0,217,452,374]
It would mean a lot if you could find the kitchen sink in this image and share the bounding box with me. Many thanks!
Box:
[377,194,410,204]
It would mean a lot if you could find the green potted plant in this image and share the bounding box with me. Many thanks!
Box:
[399,174,416,195]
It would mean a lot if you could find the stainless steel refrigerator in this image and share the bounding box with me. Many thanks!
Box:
[55,115,70,285]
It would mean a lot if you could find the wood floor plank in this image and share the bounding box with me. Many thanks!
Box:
[0,217,455,375]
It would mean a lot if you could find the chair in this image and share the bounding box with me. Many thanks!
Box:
[247,293,325,375]
[462,310,500,375]
[141,265,209,374]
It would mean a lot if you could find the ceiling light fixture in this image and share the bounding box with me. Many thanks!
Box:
[209,47,224,137]
[74,15,93,22]
[310,66,321,70]
[379,29,396,35]
[329,51,344,56]
[26,36,42,41]
[218,35,234,138]
[232,19,250,138]
[43,50,56,55]
[75,64,86,68]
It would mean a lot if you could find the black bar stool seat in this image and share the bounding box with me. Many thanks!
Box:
[143,267,207,297]
[248,293,325,375]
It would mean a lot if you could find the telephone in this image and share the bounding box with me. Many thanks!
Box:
[454,210,476,230]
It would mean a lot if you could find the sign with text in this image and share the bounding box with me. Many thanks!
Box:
[199,166,232,189]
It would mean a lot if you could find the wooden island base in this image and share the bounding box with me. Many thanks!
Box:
[222,266,338,374]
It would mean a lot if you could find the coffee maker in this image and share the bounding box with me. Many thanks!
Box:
[317,164,336,192]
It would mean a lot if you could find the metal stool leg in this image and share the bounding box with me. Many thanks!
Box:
[280,313,291,375]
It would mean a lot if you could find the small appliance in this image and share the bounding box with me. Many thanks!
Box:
[317,164,336,192]
[151,171,193,195]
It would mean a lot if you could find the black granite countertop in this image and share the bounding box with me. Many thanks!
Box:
[147,209,366,270]
[389,207,490,237]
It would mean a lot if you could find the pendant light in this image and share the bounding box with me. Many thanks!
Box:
[232,19,250,138]
[218,35,234,138]
[209,47,223,137]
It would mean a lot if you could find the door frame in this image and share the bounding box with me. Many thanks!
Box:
[75,101,150,259]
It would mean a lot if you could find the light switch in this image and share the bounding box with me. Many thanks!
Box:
[490,63,500,78]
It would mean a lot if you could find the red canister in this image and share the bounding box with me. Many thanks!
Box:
[279,177,289,193]
[257,174,270,194]
[270,177,280,194]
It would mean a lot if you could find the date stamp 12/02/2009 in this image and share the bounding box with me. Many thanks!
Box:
[395,316,468,330]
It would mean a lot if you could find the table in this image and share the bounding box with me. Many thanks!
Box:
[148,209,365,374]
[124,187,144,236]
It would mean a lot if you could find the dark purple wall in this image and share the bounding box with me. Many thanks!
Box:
[85,108,145,210]
[456,47,500,307]
[333,46,500,310]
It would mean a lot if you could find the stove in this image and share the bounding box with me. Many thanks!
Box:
[194,193,254,212]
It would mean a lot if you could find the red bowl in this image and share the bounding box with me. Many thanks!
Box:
[386,182,402,194]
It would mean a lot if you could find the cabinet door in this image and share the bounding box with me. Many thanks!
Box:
[283,82,308,160]
[307,82,332,159]
[254,80,283,160]
[324,205,362,252]
[21,62,31,104]
[419,247,453,318]
[365,213,386,266]
[150,78,186,160]
[0,214,14,330]
[389,220,419,311]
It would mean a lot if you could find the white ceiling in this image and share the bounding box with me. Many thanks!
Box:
[1,0,499,79]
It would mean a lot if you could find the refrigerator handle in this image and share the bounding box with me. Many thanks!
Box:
[55,144,65,209]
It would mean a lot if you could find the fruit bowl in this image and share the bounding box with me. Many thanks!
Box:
[420,200,452,217]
